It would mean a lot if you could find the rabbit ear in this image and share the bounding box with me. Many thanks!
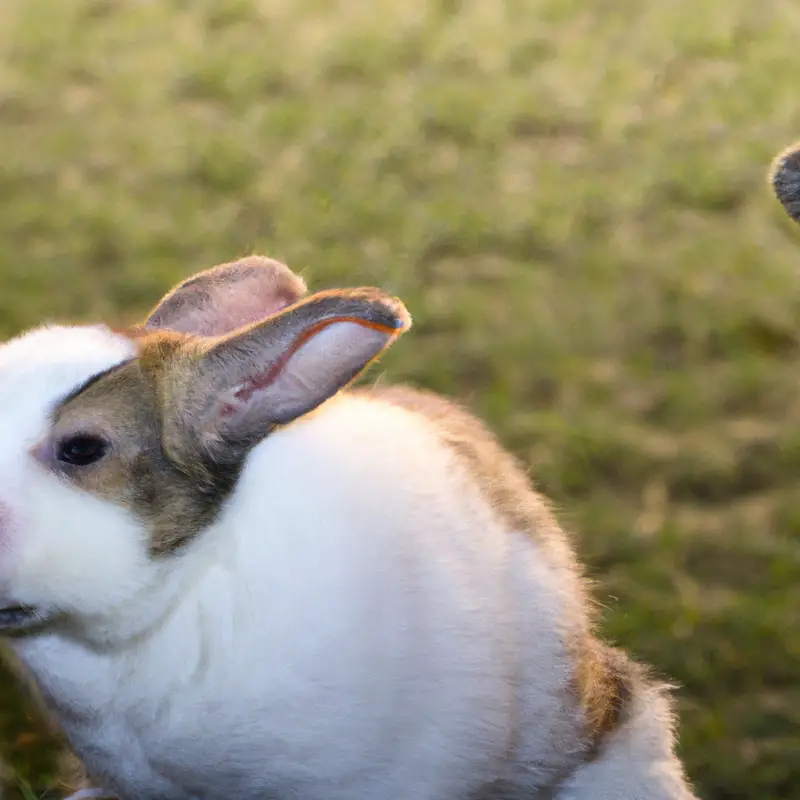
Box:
[145,256,308,337]
[158,288,411,470]
[770,144,800,224]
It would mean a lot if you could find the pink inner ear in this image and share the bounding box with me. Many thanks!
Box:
[229,316,369,405]
[172,293,295,338]
[147,261,308,337]
[208,288,300,336]
[220,317,399,428]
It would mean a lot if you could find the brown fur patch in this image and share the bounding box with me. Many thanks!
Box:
[574,641,640,757]
[359,385,636,756]
[49,332,238,555]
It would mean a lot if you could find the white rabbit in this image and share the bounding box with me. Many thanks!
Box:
[0,257,698,800]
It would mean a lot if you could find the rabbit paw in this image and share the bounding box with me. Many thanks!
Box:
[64,790,118,800]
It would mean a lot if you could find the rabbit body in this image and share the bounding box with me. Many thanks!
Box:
[0,260,697,800]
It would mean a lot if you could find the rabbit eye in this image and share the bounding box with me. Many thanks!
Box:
[56,435,109,467]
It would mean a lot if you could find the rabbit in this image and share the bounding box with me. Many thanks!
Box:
[0,256,698,800]
[771,141,800,223]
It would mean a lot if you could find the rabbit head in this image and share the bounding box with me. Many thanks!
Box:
[0,256,409,640]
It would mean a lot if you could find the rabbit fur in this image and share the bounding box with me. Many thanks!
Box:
[0,257,697,800]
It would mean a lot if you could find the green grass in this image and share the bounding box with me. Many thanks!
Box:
[16,780,42,800]
[1,1,799,797]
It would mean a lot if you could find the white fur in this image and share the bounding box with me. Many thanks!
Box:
[0,326,151,621]
[0,326,697,800]
[556,686,696,799]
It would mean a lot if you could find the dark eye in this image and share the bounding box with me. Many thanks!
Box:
[56,435,109,467]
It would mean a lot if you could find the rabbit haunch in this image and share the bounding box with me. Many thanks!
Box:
[0,258,695,800]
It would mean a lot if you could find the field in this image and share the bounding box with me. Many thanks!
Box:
[1,1,799,798]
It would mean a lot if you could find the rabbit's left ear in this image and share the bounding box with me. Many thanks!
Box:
[156,288,411,469]
[770,144,800,224]
[145,256,308,337]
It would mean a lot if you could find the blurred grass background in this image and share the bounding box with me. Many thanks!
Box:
[0,0,799,798]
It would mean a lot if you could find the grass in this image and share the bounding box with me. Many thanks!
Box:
[0,0,799,797]
[16,781,42,800]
